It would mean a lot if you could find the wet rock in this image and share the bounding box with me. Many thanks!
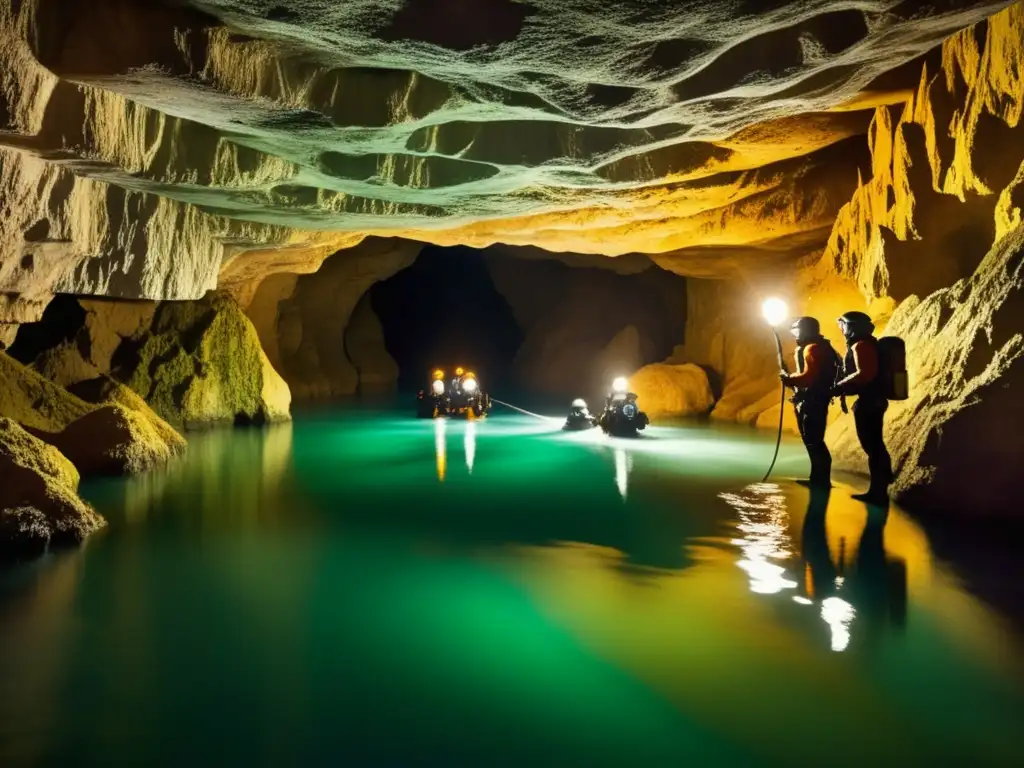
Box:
[628,363,714,420]
[68,376,187,457]
[1,0,1004,334]
[0,418,105,560]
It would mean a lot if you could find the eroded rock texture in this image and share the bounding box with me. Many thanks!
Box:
[0,417,105,560]
[10,292,291,428]
[245,237,421,399]
[0,0,1011,335]
[810,3,1024,515]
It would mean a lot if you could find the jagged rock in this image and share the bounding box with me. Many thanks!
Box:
[828,224,1024,517]
[628,364,715,420]
[0,350,93,431]
[0,418,105,560]
[344,293,399,394]
[0,0,1009,337]
[108,293,291,428]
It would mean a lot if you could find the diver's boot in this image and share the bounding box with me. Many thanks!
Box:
[795,478,832,489]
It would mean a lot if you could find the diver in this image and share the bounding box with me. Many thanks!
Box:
[563,398,598,430]
[834,311,894,504]
[451,367,466,395]
[780,317,842,489]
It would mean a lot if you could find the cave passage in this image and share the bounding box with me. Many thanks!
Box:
[370,245,525,391]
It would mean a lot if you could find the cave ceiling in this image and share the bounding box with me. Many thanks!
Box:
[0,0,1015,290]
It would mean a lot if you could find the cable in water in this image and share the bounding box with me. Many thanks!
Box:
[762,327,788,483]
[490,398,558,422]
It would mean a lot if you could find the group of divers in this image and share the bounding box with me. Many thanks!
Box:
[417,310,905,504]
[417,369,650,437]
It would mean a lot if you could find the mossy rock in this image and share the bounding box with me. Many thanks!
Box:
[69,376,187,457]
[26,404,185,477]
[0,352,94,432]
[112,293,291,429]
[0,418,105,561]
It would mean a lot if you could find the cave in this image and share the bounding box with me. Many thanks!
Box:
[368,245,526,393]
[2,0,1024,762]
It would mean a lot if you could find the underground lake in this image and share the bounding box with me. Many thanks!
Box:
[1,405,1021,766]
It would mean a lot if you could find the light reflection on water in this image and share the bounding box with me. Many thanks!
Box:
[0,406,1021,765]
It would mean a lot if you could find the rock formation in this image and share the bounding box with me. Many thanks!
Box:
[1,350,186,471]
[2,0,1024,520]
[628,363,715,421]
[0,418,105,559]
[10,292,290,428]
[807,3,1024,516]
[1,0,1011,340]
[245,237,421,399]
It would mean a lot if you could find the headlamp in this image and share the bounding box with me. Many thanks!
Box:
[431,379,445,395]
[462,377,478,393]
[612,376,628,393]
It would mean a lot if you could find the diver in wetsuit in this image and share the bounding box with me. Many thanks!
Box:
[835,311,894,504]
[781,317,842,489]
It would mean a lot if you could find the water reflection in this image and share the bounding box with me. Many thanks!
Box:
[434,418,446,482]
[613,447,631,500]
[81,422,296,528]
[720,484,908,653]
[721,483,799,595]
[464,420,476,474]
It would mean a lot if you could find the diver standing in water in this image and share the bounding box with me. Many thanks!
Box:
[835,311,895,504]
[781,317,842,489]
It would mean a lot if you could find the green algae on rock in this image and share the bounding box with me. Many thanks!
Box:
[0,351,94,431]
[111,293,291,429]
[26,403,186,477]
[0,417,105,560]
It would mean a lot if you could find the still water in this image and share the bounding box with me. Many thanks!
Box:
[1,405,1022,766]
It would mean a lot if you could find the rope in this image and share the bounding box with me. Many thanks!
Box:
[490,398,559,422]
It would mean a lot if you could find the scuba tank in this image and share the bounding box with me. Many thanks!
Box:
[877,336,908,401]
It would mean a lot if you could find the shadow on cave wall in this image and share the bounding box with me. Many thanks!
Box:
[370,245,688,401]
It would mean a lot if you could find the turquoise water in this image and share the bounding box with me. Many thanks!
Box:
[1,405,1022,766]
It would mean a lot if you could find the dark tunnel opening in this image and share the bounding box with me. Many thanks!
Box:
[369,244,689,402]
[370,245,525,392]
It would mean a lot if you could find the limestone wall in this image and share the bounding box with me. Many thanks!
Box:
[807,3,1024,515]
